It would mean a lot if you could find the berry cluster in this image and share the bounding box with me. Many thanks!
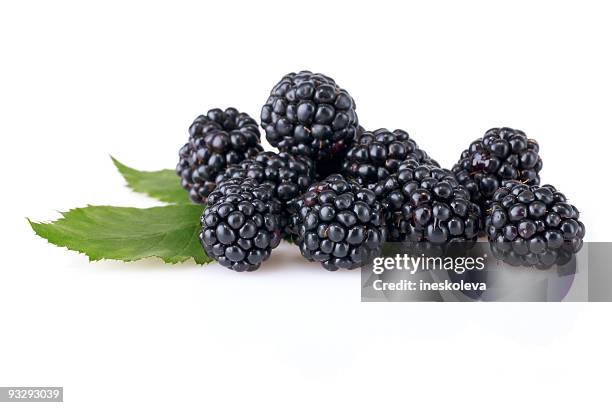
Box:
[176,71,585,272]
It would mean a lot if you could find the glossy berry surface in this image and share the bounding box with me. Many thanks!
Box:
[452,127,542,210]
[290,174,387,271]
[216,151,315,203]
[342,128,438,188]
[177,108,263,204]
[199,179,282,271]
[216,151,316,235]
[261,71,359,161]
[486,182,585,268]
[373,162,481,243]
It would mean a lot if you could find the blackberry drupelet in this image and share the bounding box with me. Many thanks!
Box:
[373,162,481,243]
[177,108,263,204]
[452,127,542,210]
[486,182,585,268]
[199,178,282,271]
[290,174,386,271]
[261,71,359,161]
[408,151,439,168]
[342,128,438,188]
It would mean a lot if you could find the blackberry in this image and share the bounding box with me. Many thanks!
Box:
[373,162,481,243]
[486,182,585,268]
[452,127,542,210]
[199,178,282,271]
[261,70,359,161]
[216,151,315,202]
[342,128,438,188]
[290,175,386,271]
[216,151,316,236]
[177,108,263,204]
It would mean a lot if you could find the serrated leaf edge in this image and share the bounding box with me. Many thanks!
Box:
[28,206,213,266]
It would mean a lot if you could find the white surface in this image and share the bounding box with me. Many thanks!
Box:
[1,0,610,407]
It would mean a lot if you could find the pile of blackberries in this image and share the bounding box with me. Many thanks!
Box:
[177,70,585,271]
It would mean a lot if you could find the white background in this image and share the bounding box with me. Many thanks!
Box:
[1,1,610,406]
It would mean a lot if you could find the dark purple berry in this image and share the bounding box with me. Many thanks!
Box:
[290,175,387,271]
[485,182,585,268]
[177,108,263,204]
[199,179,282,271]
[261,71,358,161]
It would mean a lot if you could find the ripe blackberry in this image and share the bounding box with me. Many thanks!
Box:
[290,175,386,271]
[199,178,282,271]
[216,151,315,202]
[177,108,263,204]
[452,127,542,209]
[486,182,585,268]
[261,70,359,161]
[216,152,316,236]
[342,128,438,188]
[373,162,481,243]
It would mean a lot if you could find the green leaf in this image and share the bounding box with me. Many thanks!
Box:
[111,156,192,204]
[29,205,211,265]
